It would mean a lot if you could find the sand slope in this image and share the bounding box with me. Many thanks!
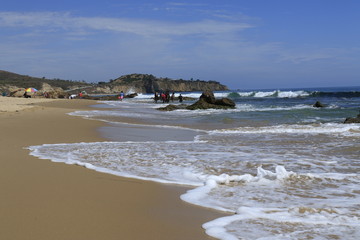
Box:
[0,98,223,240]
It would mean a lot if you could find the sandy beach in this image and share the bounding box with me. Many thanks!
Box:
[0,97,224,240]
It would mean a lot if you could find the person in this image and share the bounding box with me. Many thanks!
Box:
[119,91,124,101]
[154,92,159,103]
[165,91,170,103]
[178,94,183,103]
[23,91,31,98]
[171,92,175,102]
[161,92,166,103]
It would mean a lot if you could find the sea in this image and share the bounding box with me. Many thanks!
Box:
[28,86,360,240]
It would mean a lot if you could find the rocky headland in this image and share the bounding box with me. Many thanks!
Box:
[0,70,228,98]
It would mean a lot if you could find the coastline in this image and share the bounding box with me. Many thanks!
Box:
[0,98,224,240]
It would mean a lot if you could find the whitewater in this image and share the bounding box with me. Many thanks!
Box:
[28,87,360,240]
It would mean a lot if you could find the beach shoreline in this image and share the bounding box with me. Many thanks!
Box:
[0,97,224,240]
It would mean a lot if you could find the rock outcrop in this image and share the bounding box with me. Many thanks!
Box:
[344,114,360,123]
[313,101,325,108]
[40,83,66,98]
[158,91,236,111]
[108,74,228,93]
[157,104,188,111]
[186,91,235,110]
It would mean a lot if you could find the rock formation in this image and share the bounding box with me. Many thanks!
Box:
[313,101,325,108]
[107,74,228,93]
[344,113,360,123]
[158,91,236,111]
[186,91,235,110]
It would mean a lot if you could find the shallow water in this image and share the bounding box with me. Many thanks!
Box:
[28,87,360,240]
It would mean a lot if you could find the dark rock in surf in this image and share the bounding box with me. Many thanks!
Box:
[200,90,216,104]
[126,93,138,98]
[157,104,188,111]
[157,90,236,111]
[344,114,360,123]
[215,98,236,108]
[186,91,236,110]
[313,101,325,108]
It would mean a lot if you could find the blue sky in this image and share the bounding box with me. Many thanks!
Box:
[1,0,359,89]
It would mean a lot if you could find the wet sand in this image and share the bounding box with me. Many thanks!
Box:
[0,97,224,240]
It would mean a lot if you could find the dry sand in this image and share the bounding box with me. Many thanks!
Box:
[0,97,224,240]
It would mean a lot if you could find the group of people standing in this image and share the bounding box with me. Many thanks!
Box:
[154,91,183,103]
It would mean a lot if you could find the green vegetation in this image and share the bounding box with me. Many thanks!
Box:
[0,70,91,90]
[0,71,228,94]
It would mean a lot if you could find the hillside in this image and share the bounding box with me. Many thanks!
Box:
[0,71,229,97]
[0,70,91,90]
[104,74,228,93]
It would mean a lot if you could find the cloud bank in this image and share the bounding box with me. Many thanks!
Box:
[0,10,358,89]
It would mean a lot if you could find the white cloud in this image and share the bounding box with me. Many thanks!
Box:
[0,11,252,37]
[1,10,358,88]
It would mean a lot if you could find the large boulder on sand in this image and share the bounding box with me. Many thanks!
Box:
[10,89,26,97]
[40,83,66,98]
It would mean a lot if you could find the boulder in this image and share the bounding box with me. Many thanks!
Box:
[126,93,138,98]
[215,98,236,108]
[186,91,236,110]
[10,89,26,97]
[40,83,66,98]
[200,90,216,104]
[313,101,325,108]
[186,98,214,110]
[344,114,360,124]
[157,90,236,111]
[158,104,188,111]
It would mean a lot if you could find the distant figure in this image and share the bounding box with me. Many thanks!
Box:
[161,92,166,103]
[178,94,183,103]
[119,91,124,101]
[171,92,175,102]
[165,91,170,103]
[23,91,31,98]
[154,92,159,103]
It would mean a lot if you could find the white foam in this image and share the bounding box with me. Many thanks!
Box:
[27,138,360,239]
[236,90,310,98]
[235,103,312,112]
[132,90,312,99]
[203,205,360,240]
[210,123,360,136]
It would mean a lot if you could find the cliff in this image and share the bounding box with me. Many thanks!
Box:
[106,74,228,93]
[0,71,229,96]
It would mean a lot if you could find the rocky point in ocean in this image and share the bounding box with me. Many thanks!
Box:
[313,101,325,108]
[344,113,360,123]
[158,91,236,111]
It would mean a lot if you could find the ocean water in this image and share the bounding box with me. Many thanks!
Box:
[28,86,360,240]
